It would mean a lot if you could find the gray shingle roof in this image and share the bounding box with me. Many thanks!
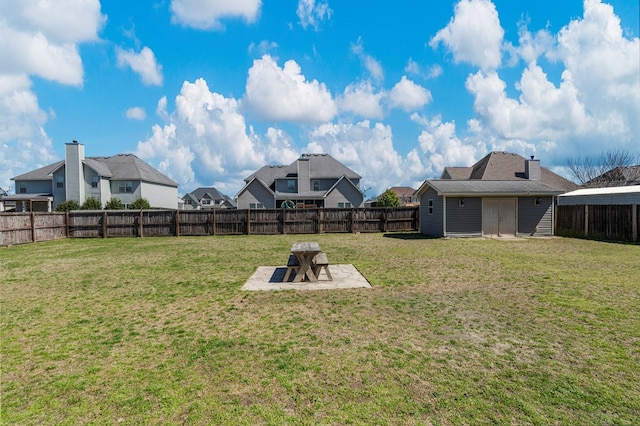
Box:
[245,154,361,185]
[426,179,565,195]
[12,155,177,187]
[441,152,577,192]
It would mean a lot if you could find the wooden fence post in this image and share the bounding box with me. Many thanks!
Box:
[175,210,180,237]
[584,205,589,238]
[139,210,143,237]
[102,211,107,238]
[31,211,36,243]
[65,211,70,238]
[633,204,638,242]
[246,209,250,235]
[211,210,216,235]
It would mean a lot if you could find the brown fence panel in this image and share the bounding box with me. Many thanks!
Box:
[322,209,351,233]
[178,210,213,236]
[68,211,103,238]
[2,206,420,246]
[249,209,281,234]
[589,205,633,242]
[556,204,637,242]
[283,209,318,234]
[106,211,139,237]
[384,207,419,232]
[33,212,67,242]
[556,205,584,237]
[141,211,175,237]
[214,210,247,235]
[0,213,34,245]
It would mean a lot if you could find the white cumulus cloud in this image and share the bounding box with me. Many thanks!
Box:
[389,76,432,112]
[116,46,164,86]
[126,107,147,120]
[430,0,504,71]
[337,81,385,119]
[170,0,262,30]
[243,55,337,123]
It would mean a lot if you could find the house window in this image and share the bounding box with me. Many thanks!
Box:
[287,180,295,192]
[91,176,99,188]
[428,199,434,214]
[118,181,133,193]
[19,183,27,194]
[313,180,320,191]
[250,203,264,209]
[201,199,212,205]
[338,202,351,208]
[56,175,64,188]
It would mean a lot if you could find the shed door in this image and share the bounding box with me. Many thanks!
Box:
[483,198,517,236]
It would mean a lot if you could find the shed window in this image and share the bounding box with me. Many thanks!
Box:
[428,199,433,214]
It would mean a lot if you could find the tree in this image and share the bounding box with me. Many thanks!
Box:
[376,189,401,207]
[55,200,80,212]
[130,198,151,210]
[104,197,125,210]
[567,149,640,187]
[81,196,102,210]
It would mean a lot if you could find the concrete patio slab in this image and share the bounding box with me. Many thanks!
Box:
[242,264,371,291]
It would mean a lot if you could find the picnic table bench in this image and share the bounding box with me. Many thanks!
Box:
[283,242,332,283]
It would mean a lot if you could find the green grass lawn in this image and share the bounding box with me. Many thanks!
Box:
[1,234,639,425]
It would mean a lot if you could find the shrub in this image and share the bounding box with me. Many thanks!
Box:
[130,198,151,210]
[55,200,80,212]
[376,189,401,207]
[81,196,102,210]
[104,197,125,210]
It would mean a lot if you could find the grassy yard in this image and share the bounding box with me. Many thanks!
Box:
[1,233,639,425]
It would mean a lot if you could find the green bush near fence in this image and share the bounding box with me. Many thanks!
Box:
[1,234,639,424]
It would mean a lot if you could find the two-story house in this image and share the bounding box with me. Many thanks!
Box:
[181,187,236,209]
[236,154,365,209]
[8,141,178,211]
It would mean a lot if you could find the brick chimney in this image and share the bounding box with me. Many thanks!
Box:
[525,156,541,180]
[65,140,85,202]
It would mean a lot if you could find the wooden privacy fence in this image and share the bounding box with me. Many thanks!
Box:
[556,204,639,242]
[1,207,419,246]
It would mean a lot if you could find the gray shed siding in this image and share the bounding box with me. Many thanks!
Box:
[237,181,275,209]
[419,187,444,236]
[518,196,554,236]
[446,197,482,237]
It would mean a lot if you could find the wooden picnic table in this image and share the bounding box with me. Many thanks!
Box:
[290,242,322,283]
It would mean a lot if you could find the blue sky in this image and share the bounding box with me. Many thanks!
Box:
[1,0,638,198]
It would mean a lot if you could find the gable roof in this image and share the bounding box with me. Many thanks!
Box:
[388,186,416,198]
[12,155,177,187]
[585,165,640,187]
[244,154,361,185]
[441,151,577,192]
[11,160,65,181]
